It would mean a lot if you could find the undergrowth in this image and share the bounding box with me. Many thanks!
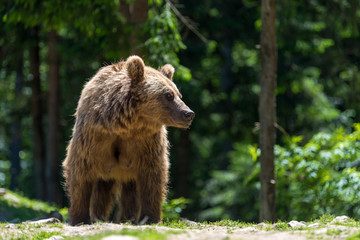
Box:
[0,190,68,222]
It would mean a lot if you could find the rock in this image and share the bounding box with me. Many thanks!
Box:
[3,192,20,203]
[233,227,258,232]
[101,236,140,240]
[46,211,63,222]
[30,211,63,222]
[44,236,64,240]
[308,223,320,228]
[9,218,20,223]
[26,217,61,225]
[288,220,306,229]
[179,217,198,225]
[0,188,6,196]
[314,228,328,234]
[256,222,269,228]
[5,224,16,229]
[330,216,350,224]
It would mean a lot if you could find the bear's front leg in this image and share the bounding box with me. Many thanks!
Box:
[118,180,141,223]
[89,179,118,223]
[68,179,93,226]
[138,171,166,224]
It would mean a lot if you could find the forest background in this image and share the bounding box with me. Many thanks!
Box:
[1,0,360,223]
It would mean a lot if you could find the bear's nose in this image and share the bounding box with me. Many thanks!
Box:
[184,110,195,121]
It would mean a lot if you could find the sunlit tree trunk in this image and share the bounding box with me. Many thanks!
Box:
[30,26,46,200]
[259,0,277,222]
[47,29,62,204]
[9,51,23,190]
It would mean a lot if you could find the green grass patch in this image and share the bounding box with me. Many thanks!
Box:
[331,218,360,227]
[272,222,292,231]
[160,220,201,229]
[63,228,178,240]
[31,231,62,240]
[317,214,336,224]
[1,230,61,240]
[347,231,360,240]
[326,229,342,236]
[0,222,64,240]
[160,219,256,230]
[206,219,254,228]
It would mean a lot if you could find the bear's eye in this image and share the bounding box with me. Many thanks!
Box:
[165,93,174,101]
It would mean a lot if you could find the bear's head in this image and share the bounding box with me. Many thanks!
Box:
[125,55,194,129]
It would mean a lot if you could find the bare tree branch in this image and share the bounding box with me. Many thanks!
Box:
[165,0,208,43]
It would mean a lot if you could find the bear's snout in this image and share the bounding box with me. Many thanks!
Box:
[183,110,195,122]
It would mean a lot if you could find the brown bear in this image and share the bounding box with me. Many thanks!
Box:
[63,56,194,226]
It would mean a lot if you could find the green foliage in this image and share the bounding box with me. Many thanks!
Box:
[144,2,191,82]
[162,197,191,221]
[199,143,258,222]
[271,222,292,231]
[275,124,360,220]
[316,214,336,224]
[276,0,360,135]
[200,124,360,221]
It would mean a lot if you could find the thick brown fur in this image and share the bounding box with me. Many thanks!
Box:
[63,56,194,226]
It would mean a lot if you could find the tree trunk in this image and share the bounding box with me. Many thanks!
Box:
[30,26,46,200]
[9,52,23,190]
[119,0,148,55]
[259,0,277,222]
[219,39,234,161]
[47,29,62,204]
[129,0,148,23]
[175,131,191,198]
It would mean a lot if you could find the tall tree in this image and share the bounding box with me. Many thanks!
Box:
[175,131,191,197]
[259,0,277,222]
[30,26,46,200]
[9,49,23,190]
[47,29,62,204]
[119,0,148,54]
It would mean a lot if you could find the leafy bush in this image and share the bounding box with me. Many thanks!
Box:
[200,124,360,222]
[276,124,360,220]
[162,197,191,221]
[199,143,259,222]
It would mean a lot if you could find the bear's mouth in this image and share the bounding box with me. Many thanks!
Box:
[173,121,193,129]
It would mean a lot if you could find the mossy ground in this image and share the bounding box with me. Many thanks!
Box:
[0,190,68,222]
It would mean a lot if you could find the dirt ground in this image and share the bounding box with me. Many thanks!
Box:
[2,218,360,240]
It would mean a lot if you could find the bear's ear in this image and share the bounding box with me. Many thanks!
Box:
[126,55,145,83]
[159,64,175,80]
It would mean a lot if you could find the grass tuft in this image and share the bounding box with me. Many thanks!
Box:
[317,214,335,224]
[347,231,360,240]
